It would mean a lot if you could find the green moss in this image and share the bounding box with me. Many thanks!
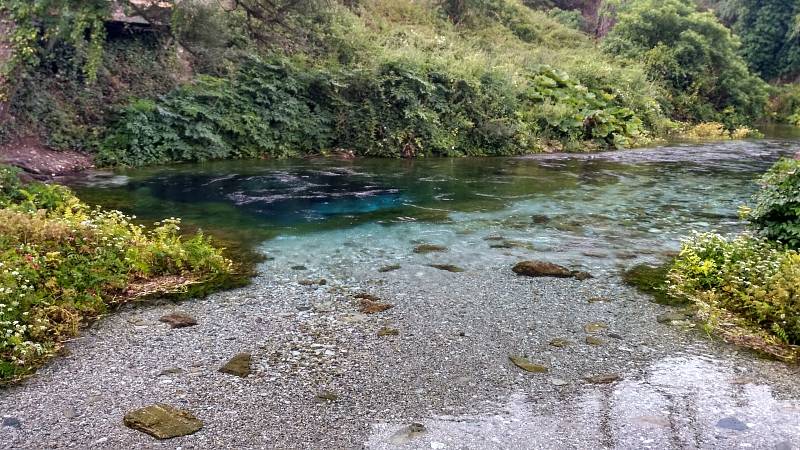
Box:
[622,262,684,305]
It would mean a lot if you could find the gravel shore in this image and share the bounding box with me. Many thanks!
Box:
[1,245,799,449]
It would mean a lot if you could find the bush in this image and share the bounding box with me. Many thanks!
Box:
[602,0,768,128]
[100,54,654,165]
[0,165,233,382]
[747,158,800,248]
[669,232,800,346]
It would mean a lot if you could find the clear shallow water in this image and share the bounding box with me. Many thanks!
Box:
[72,139,796,273]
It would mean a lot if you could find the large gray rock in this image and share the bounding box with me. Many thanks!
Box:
[123,404,202,439]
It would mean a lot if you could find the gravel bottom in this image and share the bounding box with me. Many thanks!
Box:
[1,255,800,449]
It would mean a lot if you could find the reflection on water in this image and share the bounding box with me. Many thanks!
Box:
[365,351,800,449]
[72,140,796,267]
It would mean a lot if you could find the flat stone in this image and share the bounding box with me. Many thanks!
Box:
[551,378,569,386]
[219,353,252,377]
[123,404,202,439]
[378,264,401,273]
[377,327,399,337]
[588,296,611,303]
[298,279,326,286]
[549,338,572,348]
[716,417,748,431]
[512,261,572,278]
[608,332,623,340]
[291,265,307,270]
[509,355,549,373]
[158,313,197,329]
[584,322,608,333]
[427,264,465,273]
[585,373,621,384]
[585,336,604,346]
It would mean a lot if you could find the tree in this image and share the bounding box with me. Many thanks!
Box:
[716,0,800,81]
[602,0,767,127]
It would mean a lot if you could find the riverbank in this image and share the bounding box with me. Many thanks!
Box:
[1,251,799,448]
[0,138,93,179]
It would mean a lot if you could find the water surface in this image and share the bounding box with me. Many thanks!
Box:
[72,139,796,272]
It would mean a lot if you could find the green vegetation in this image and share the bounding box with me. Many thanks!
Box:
[7,0,792,164]
[667,158,800,360]
[0,165,234,383]
[602,0,768,129]
[746,158,800,248]
[668,233,799,358]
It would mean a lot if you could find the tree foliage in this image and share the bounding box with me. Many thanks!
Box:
[602,0,768,127]
[716,0,800,81]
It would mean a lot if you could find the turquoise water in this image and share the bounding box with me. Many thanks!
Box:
[72,139,796,274]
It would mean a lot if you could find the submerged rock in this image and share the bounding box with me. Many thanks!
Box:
[2,417,21,429]
[584,322,608,333]
[571,271,593,281]
[585,336,604,346]
[219,353,252,377]
[378,264,401,273]
[413,244,448,254]
[357,296,394,314]
[298,279,326,286]
[585,373,621,384]
[158,313,197,329]
[315,391,338,403]
[512,261,572,278]
[716,417,748,431]
[291,265,307,271]
[588,296,611,303]
[123,404,202,439]
[509,355,549,373]
[389,422,427,444]
[549,338,572,348]
[377,326,399,337]
[428,264,465,273]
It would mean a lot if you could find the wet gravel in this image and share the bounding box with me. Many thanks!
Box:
[1,249,799,449]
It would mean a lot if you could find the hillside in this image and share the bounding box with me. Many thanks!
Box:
[0,0,776,167]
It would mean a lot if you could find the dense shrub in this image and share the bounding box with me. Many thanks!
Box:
[99,56,652,165]
[747,158,800,248]
[669,232,799,346]
[602,0,768,128]
[0,165,233,382]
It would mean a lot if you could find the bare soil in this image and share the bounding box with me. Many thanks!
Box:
[0,137,94,178]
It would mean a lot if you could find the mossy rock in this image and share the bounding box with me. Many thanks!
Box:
[622,263,686,305]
